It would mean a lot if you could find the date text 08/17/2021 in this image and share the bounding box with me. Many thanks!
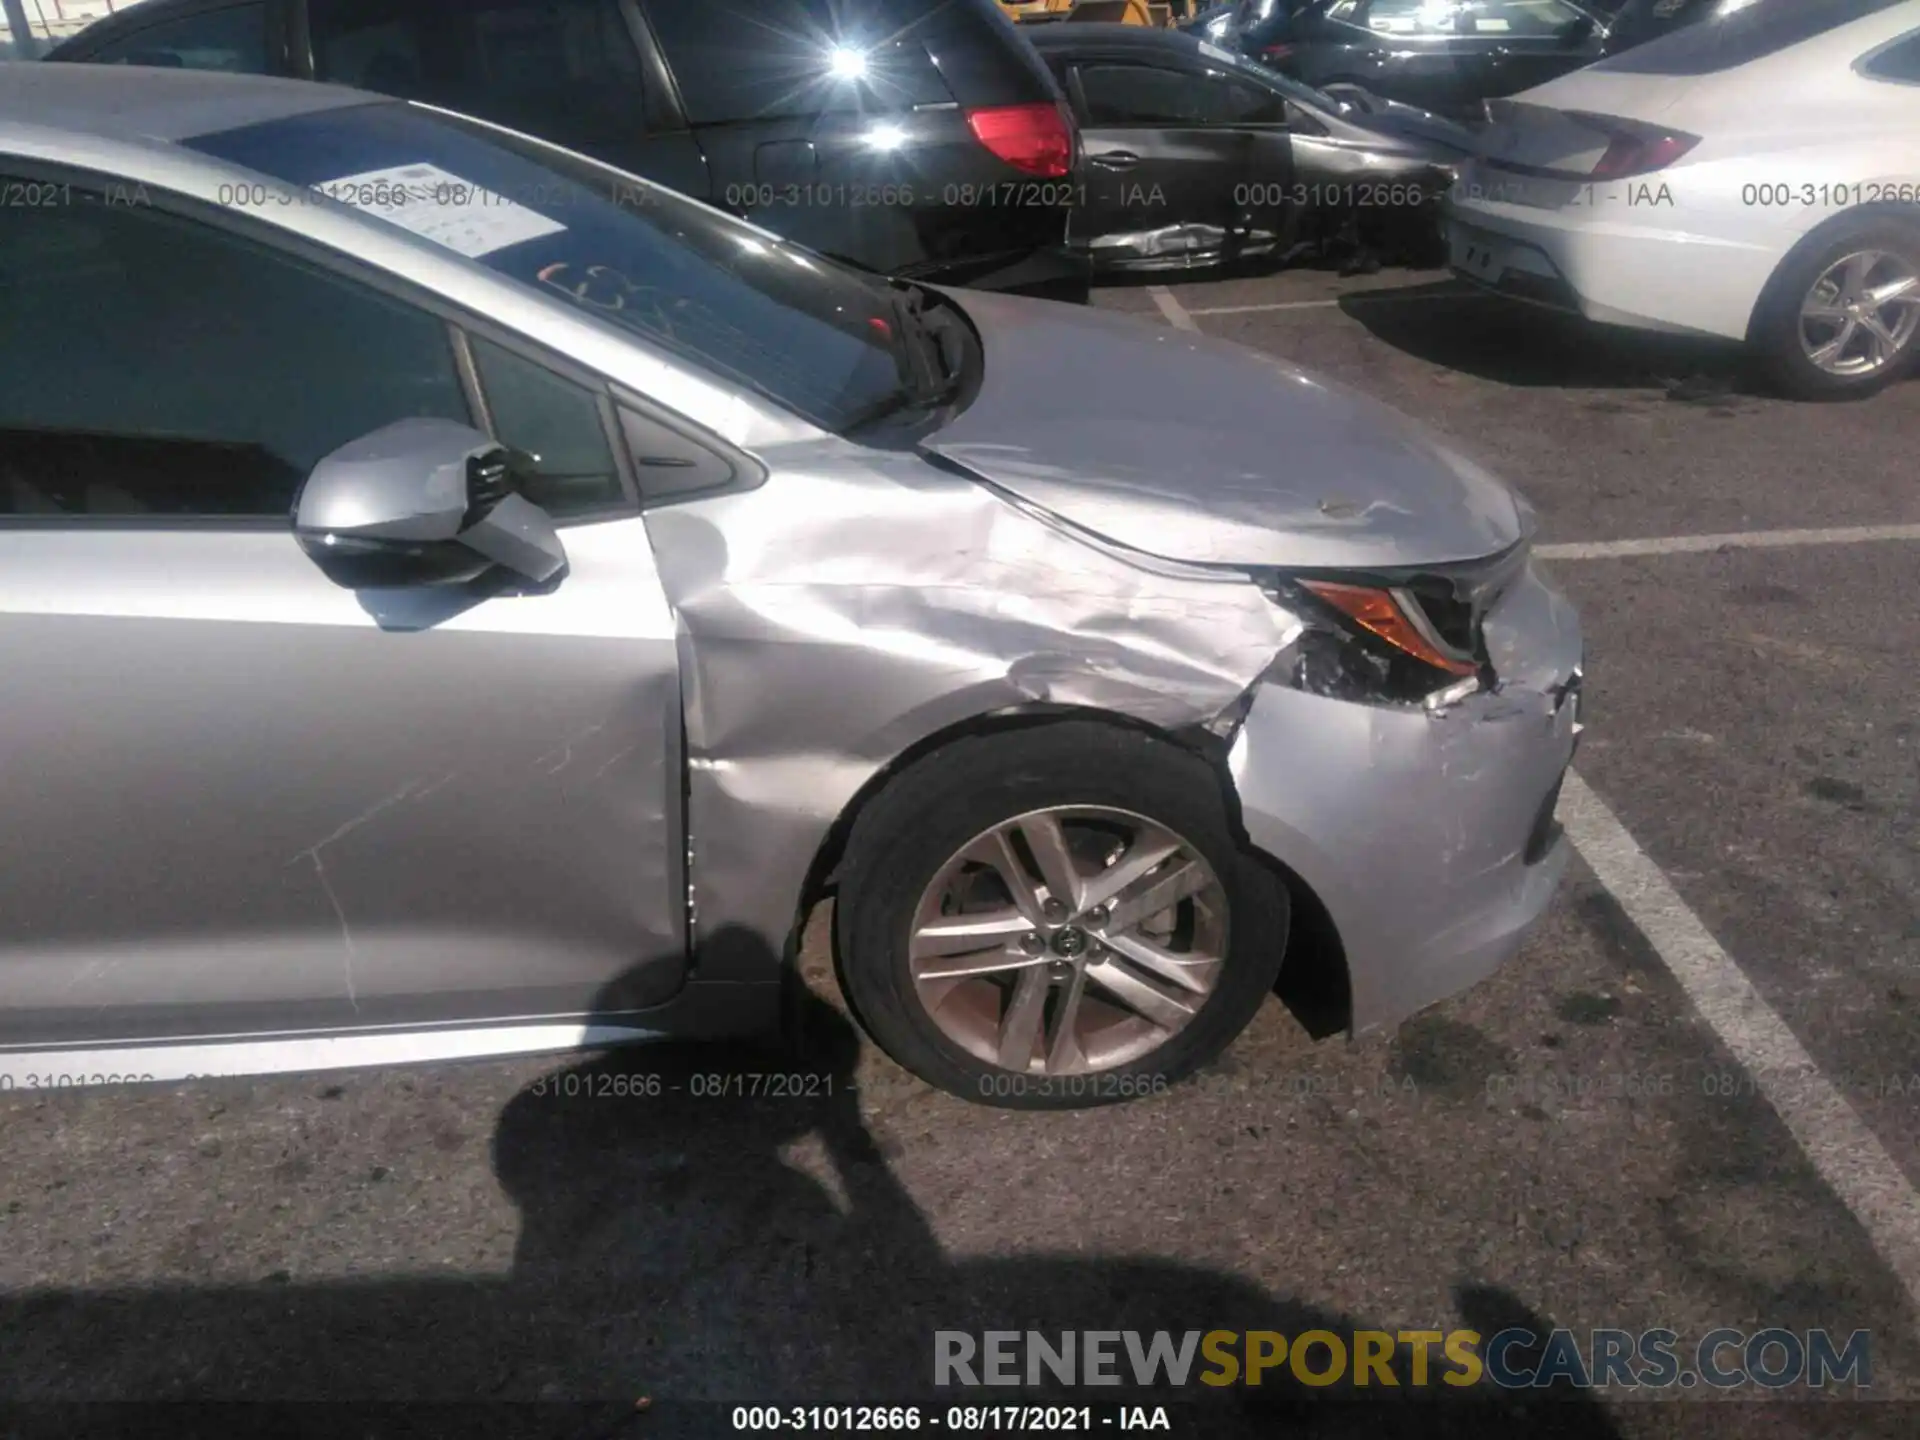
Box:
[730,1405,1171,1432]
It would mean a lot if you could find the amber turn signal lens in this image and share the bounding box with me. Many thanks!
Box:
[1300,580,1477,678]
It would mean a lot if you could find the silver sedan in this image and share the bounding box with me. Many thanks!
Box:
[0,66,1582,1108]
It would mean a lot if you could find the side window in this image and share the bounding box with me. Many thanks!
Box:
[467,338,626,515]
[308,4,429,94]
[1217,76,1289,123]
[1861,29,1920,82]
[1346,0,1442,35]
[1077,64,1214,126]
[642,0,952,125]
[88,2,270,72]
[309,0,647,149]
[1283,98,1327,134]
[0,188,470,520]
[1464,1,1591,37]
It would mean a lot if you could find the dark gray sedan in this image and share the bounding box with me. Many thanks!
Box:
[1028,24,1475,271]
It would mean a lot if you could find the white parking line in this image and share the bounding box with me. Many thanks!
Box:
[1147,286,1200,331]
[1561,771,1920,1318]
[1185,289,1474,317]
[1538,524,1920,561]
[1189,297,1342,315]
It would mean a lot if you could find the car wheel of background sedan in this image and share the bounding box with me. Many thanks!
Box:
[834,722,1289,1109]
[1751,217,1920,400]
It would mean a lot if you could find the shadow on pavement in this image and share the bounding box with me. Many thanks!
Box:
[1338,281,1755,397]
[0,941,1628,1439]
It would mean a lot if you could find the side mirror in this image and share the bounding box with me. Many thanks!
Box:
[293,418,568,590]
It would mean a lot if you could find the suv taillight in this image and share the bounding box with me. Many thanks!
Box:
[965,101,1073,177]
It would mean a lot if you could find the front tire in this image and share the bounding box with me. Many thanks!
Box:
[835,722,1289,1109]
[1750,215,1920,400]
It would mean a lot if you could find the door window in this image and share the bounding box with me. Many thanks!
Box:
[1216,75,1289,122]
[1461,1,1591,37]
[468,337,626,515]
[1078,64,1281,126]
[0,187,470,520]
[86,2,270,71]
[309,0,648,150]
[1078,64,1216,125]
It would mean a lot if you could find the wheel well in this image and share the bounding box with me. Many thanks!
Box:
[1745,201,1920,344]
[792,704,1354,1035]
[795,704,1179,917]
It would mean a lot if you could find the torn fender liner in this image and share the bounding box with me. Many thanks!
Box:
[643,442,1300,981]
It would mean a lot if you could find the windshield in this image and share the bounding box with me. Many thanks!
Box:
[186,101,908,433]
[1196,34,1340,105]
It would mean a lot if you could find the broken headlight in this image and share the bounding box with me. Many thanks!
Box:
[1259,558,1516,710]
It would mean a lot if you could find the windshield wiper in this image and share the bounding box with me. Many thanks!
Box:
[890,283,966,400]
[839,284,968,434]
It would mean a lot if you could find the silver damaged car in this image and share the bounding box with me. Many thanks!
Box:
[0,67,1583,1107]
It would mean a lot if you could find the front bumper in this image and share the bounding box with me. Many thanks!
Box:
[1228,559,1583,1034]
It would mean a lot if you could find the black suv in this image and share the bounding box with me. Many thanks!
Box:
[47,0,1088,298]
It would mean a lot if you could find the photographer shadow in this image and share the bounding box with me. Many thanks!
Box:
[482,942,1627,1437]
[0,931,1627,1440]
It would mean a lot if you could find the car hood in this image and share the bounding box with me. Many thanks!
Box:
[921,290,1528,570]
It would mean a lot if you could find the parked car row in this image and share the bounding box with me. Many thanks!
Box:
[1174,0,1920,396]
[40,0,1481,279]
[1446,0,1920,398]
[47,0,1092,299]
[1193,0,1734,118]
[40,0,1918,395]
[1028,24,1473,269]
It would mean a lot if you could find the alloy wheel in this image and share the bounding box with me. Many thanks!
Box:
[1798,249,1920,378]
[906,806,1229,1075]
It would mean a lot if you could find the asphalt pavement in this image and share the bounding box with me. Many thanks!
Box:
[1,262,1915,1438]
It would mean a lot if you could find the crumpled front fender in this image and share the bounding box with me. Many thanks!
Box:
[1228,560,1584,1033]
[643,441,1301,982]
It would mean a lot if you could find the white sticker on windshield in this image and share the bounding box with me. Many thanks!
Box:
[316,162,566,257]
[1198,41,1239,65]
